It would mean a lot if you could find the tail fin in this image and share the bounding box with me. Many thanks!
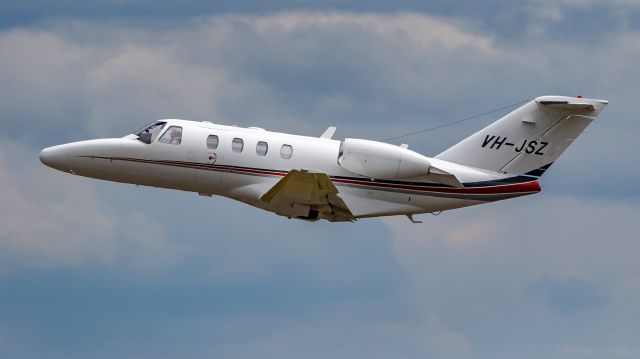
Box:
[435,96,608,176]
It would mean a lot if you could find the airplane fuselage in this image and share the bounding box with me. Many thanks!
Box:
[39,119,541,220]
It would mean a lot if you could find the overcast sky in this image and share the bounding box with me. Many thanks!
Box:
[1,1,639,359]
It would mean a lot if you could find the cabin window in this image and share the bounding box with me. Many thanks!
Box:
[256,141,268,156]
[207,135,219,149]
[135,121,166,144]
[232,138,244,153]
[280,144,293,159]
[158,126,183,145]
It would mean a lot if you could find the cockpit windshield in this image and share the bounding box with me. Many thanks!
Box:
[135,121,167,144]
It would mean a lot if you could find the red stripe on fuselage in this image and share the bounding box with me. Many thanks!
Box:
[90,156,541,196]
[331,177,541,195]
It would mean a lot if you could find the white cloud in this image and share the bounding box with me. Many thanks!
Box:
[245,12,495,53]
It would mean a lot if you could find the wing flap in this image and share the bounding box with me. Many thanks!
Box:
[261,170,355,222]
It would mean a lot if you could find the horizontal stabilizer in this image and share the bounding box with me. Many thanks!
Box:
[428,166,464,188]
[539,101,595,111]
[536,96,608,117]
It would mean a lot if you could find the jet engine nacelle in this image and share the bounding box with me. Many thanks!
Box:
[337,138,432,179]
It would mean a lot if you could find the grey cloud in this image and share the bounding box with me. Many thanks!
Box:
[529,277,606,314]
[3,12,637,146]
[0,141,116,269]
[1,9,639,358]
[2,1,639,35]
[384,195,640,358]
[0,139,186,272]
[1,11,637,264]
[0,29,92,142]
[0,162,412,358]
[0,326,5,352]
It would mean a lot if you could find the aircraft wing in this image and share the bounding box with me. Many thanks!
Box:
[261,169,356,222]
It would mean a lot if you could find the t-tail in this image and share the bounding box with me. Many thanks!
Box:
[435,96,608,178]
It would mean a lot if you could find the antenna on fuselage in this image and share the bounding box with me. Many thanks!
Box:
[381,99,530,142]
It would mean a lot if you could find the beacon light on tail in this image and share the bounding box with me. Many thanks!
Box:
[40,95,608,222]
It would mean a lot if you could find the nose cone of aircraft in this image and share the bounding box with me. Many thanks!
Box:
[39,145,71,172]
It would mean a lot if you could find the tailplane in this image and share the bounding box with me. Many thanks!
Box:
[435,96,608,176]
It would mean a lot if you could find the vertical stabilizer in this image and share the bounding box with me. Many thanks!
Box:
[435,96,608,175]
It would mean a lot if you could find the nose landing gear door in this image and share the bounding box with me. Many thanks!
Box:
[195,132,224,194]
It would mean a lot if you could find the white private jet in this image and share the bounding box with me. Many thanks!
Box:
[40,96,607,222]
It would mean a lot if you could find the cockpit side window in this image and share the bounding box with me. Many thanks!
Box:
[135,121,167,144]
[158,126,183,145]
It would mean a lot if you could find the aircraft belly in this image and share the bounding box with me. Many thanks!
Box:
[193,166,221,195]
[337,185,483,217]
[214,168,491,218]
